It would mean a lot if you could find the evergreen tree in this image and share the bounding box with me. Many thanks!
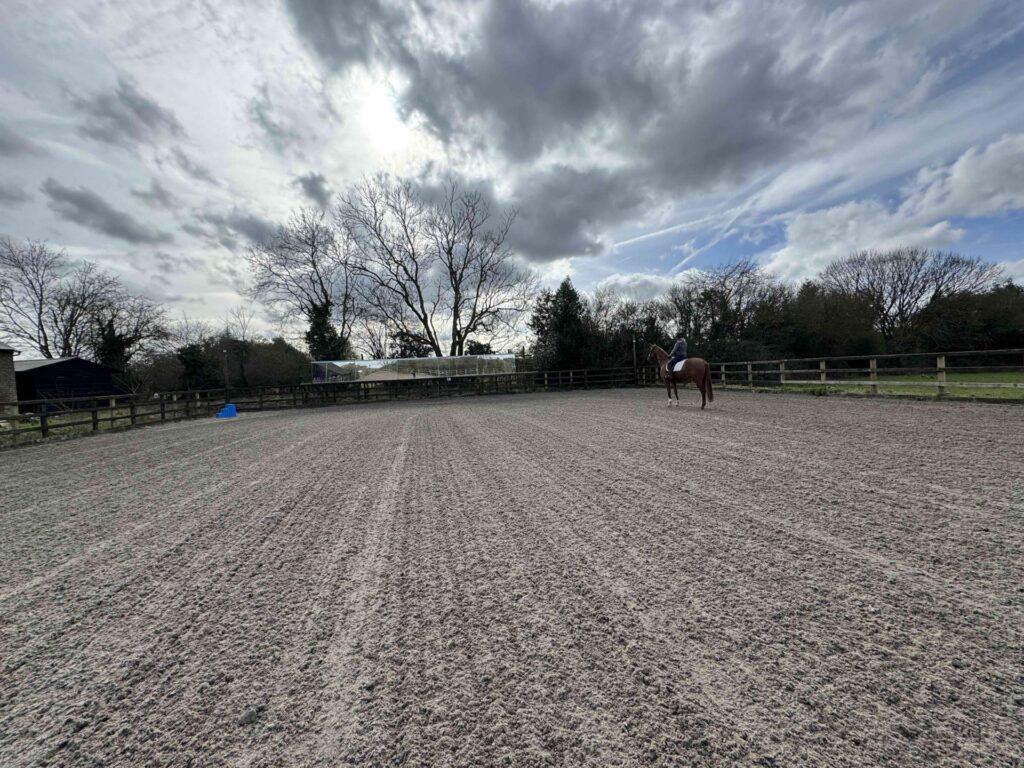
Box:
[305,301,350,361]
[529,278,592,370]
[390,330,434,358]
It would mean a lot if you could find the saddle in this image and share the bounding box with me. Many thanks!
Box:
[669,359,686,373]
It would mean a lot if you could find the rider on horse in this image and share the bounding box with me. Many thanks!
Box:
[665,333,687,378]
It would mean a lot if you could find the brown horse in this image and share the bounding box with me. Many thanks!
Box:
[646,343,714,409]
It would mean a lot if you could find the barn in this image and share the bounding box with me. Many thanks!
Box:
[14,357,122,402]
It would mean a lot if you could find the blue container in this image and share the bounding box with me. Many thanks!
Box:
[216,403,237,419]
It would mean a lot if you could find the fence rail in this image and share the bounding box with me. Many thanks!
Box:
[637,347,1024,398]
[0,367,637,446]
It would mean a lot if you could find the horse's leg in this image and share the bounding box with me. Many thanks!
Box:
[664,374,673,406]
[699,365,707,409]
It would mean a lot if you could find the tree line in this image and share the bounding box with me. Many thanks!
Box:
[4,175,1022,389]
[531,248,1023,371]
[0,237,311,392]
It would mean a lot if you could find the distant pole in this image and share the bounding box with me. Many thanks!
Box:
[632,336,638,384]
[222,348,230,399]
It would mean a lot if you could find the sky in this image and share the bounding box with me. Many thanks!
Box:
[1,0,1023,333]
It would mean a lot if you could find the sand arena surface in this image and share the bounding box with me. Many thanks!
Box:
[1,390,1022,766]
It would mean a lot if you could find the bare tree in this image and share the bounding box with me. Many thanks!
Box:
[338,176,536,357]
[339,177,443,354]
[355,312,393,360]
[227,306,258,342]
[0,238,69,356]
[246,208,356,360]
[428,181,537,355]
[0,237,131,358]
[820,248,1001,344]
[52,262,120,357]
[91,293,169,370]
[171,314,216,348]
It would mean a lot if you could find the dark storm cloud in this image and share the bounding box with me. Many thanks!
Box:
[0,184,32,206]
[285,0,960,262]
[40,178,173,244]
[505,166,649,261]
[285,0,408,72]
[131,179,179,210]
[71,76,185,148]
[294,172,332,207]
[0,122,44,156]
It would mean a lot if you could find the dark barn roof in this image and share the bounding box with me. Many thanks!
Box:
[14,357,78,372]
[0,342,18,353]
[14,357,122,402]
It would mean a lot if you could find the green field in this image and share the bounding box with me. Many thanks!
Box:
[742,370,1024,400]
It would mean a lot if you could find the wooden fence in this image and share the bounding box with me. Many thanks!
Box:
[637,347,1024,397]
[0,367,636,446]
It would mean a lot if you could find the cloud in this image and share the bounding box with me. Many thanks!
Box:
[506,165,648,262]
[594,273,675,302]
[131,179,179,210]
[286,0,1001,265]
[0,122,43,156]
[764,133,1024,280]
[764,200,964,281]
[71,76,184,148]
[40,178,173,244]
[196,209,278,247]
[899,133,1024,221]
[170,148,218,185]
[284,0,407,73]
[294,171,332,208]
[0,183,32,206]
[1001,258,1024,282]
[248,83,307,156]
[153,251,206,275]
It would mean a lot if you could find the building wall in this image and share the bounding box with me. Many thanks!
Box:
[0,350,16,416]
[15,359,118,402]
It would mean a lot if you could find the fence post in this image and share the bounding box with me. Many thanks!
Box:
[160,401,166,422]
[720,363,726,383]
[747,363,753,389]
[39,411,49,438]
[869,358,878,394]
[819,360,826,383]
[936,355,946,397]
[779,361,786,385]
[130,402,137,426]
[92,409,99,431]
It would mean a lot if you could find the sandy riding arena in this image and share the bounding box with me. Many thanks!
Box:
[1,390,1022,766]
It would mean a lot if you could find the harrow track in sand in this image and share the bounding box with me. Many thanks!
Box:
[0,390,1022,766]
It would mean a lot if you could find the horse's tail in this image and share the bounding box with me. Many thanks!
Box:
[704,361,714,402]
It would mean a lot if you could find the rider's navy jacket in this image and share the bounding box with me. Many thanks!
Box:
[669,339,687,358]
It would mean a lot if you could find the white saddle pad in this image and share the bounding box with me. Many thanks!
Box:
[672,360,686,372]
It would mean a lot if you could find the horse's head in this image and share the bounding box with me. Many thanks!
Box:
[643,342,656,363]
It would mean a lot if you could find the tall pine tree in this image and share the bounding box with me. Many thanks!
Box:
[529,278,592,370]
